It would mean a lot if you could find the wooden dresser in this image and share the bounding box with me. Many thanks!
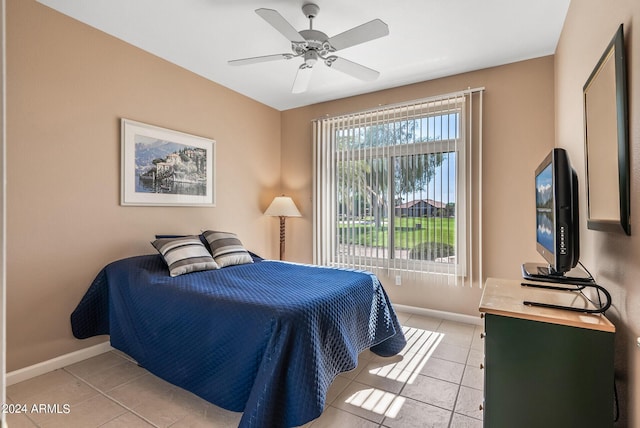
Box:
[479,278,615,428]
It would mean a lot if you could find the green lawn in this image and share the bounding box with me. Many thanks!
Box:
[338,216,455,249]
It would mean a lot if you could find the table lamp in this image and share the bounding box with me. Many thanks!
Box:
[265,196,301,260]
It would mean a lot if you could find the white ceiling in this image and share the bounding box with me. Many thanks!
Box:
[36,0,570,111]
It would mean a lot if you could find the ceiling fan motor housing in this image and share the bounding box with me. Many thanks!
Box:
[294,29,333,57]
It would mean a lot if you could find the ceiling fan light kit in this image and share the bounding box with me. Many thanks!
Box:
[228,3,389,93]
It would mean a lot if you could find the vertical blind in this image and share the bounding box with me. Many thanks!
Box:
[313,88,484,287]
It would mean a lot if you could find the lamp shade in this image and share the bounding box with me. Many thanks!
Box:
[264,196,301,217]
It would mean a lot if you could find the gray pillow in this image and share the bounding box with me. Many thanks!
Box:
[202,230,253,268]
[152,235,219,276]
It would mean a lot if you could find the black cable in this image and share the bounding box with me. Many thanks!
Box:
[578,288,601,309]
[586,282,611,313]
[576,261,609,314]
[576,261,600,306]
[578,260,595,279]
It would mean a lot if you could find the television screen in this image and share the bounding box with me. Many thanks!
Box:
[536,163,554,255]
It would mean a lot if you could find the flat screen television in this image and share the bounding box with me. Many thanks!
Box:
[535,148,579,274]
[522,148,612,311]
[522,148,585,282]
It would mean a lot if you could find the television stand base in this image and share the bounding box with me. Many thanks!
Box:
[520,263,611,314]
[521,262,594,286]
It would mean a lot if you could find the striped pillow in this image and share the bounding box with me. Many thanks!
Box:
[152,236,219,277]
[202,230,253,268]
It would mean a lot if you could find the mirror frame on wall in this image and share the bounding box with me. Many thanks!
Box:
[583,24,630,235]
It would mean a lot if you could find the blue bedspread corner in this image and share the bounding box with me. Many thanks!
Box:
[70,268,110,339]
[70,256,406,428]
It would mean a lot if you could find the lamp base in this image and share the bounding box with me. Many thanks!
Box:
[279,216,286,260]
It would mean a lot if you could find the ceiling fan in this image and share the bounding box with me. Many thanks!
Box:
[228,3,389,93]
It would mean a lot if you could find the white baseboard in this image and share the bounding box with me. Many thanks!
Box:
[6,342,113,386]
[393,303,483,326]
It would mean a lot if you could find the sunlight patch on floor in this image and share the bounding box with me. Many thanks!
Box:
[344,387,407,418]
[342,327,445,417]
[401,326,444,355]
[368,327,444,384]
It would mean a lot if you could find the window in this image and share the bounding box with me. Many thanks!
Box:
[314,90,483,285]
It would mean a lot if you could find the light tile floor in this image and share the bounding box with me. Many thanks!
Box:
[6,312,484,427]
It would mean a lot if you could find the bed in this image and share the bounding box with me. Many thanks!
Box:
[71,252,406,428]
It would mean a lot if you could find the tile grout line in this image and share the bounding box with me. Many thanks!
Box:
[446,346,471,428]
[62,367,161,428]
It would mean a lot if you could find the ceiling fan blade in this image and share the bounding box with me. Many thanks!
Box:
[255,8,305,43]
[328,19,389,51]
[292,65,313,93]
[328,57,380,81]
[228,53,293,66]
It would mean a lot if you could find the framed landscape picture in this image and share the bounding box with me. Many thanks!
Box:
[121,119,216,206]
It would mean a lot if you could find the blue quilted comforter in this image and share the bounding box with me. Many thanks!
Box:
[71,255,406,428]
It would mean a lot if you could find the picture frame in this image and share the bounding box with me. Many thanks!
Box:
[583,24,630,235]
[121,119,216,207]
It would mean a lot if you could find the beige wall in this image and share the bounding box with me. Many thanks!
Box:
[281,56,556,316]
[6,0,282,371]
[555,1,640,426]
